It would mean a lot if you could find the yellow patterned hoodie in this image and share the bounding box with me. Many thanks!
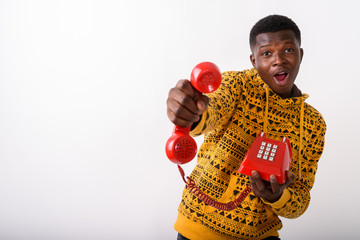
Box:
[174,68,326,240]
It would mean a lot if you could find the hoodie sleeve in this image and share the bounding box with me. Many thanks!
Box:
[190,71,244,137]
[263,114,327,218]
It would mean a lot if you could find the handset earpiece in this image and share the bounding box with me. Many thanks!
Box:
[190,62,222,93]
[165,62,221,165]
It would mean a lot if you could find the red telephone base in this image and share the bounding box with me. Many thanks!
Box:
[238,133,292,184]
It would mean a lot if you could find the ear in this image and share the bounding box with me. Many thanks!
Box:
[250,54,256,68]
[300,48,304,63]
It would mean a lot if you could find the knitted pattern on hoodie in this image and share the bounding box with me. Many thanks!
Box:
[174,68,326,240]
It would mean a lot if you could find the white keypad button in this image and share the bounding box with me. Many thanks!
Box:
[257,141,279,162]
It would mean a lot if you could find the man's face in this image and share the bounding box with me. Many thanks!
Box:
[250,30,303,98]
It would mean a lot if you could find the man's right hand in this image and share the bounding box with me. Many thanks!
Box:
[166,79,209,128]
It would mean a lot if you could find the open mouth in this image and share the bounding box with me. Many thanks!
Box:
[274,72,289,85]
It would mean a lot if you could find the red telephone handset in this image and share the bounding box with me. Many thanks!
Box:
[165,62,222,165]
[166,63,291,211]
[238,132,292,184]
[166,62,253,211]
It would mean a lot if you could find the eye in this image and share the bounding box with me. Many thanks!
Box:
[261,51,271,56]
[285,48,295,53]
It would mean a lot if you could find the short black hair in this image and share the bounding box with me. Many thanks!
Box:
[249,15,301,48]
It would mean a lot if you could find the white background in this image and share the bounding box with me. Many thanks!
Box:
[0,0,359,239]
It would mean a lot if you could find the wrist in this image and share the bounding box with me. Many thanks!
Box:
[261,189,291,208]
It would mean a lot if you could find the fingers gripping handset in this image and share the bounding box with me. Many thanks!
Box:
[165,62,222,165]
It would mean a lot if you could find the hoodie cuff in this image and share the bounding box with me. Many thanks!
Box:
[261,188,291,209]
[190,112,207,137]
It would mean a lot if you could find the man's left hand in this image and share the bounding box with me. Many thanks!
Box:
[250,170,295,203]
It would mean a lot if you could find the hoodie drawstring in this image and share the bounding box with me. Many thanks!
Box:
[263,86,269,134]
[263,85,305,179]
[298,100,305,179]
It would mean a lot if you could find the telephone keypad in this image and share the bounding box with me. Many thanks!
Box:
[257,142,278,161]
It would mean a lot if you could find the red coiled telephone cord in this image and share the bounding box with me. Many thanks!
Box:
[177,165,252,211]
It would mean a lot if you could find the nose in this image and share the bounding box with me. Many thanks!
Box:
[272,52,286,66]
